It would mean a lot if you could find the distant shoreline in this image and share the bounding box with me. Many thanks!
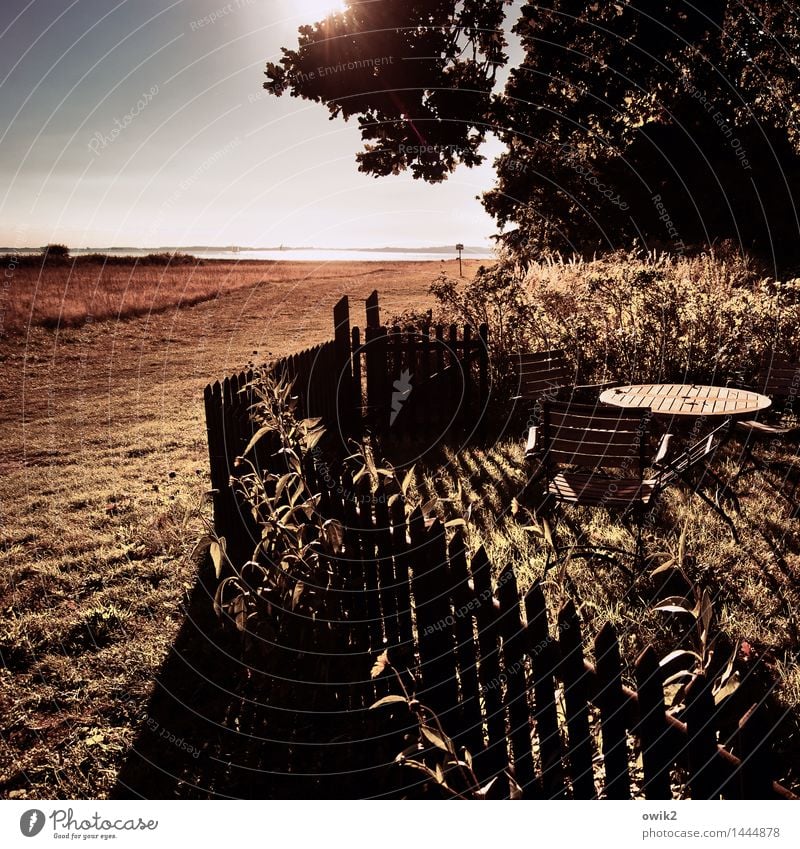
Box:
[2,248,495,263]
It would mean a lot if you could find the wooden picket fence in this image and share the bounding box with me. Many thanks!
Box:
[200,293,794,800]
[352,290,489,438]
[202,454,794,799]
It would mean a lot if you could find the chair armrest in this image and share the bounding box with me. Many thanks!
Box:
[653,433,673,467]
[525,426,540,459]
[573,379,618,391]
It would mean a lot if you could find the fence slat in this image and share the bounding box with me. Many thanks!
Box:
[685,673,720,799]
[737,704,772,800]
[471,545,505,780]
[635,646,672,799]
[524,582,566,798]
[558,600,595,799]
[496,564,536,796]
[446,531,485,758]
[594,622,630,799]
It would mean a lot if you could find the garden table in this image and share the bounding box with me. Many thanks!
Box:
[598,383,772,534]
[598,383,771,420]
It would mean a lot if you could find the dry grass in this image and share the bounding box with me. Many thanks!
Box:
[0,258,479,799]
[2,258,466,334]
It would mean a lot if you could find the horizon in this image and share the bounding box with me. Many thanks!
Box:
[2,242,494,252]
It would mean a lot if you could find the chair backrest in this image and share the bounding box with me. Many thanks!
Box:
[755,355,800,406]
[513,350,574,401]
[539,400,651,476]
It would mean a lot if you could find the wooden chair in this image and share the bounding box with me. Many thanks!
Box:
[512,349,615,405]
[732,355,800,492]
[525,401,666,568]
[525,401,734,567]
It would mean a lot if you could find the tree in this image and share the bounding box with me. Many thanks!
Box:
[264,0,509,182]
[265,1,800,262]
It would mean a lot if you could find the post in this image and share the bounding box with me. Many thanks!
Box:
[333,296,355,438]
[366,289,380,329]
[456,243,464,277]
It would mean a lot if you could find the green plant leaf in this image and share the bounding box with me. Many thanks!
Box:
[421,725,451,753]
[401,465,415,496]
[370,694,408,710]
[713,671,740,705]
[242,425,275,457]
[370,649,391,679]
[209,538,227,579]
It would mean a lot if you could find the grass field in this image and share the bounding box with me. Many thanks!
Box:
[2,254,799,798]
[0,258,475,799]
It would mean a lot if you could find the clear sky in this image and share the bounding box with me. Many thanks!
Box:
[0,0,508,249]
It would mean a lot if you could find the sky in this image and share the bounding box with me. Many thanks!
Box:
[0,0,512,249]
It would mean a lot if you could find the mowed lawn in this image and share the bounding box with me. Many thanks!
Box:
[0,259,474,799]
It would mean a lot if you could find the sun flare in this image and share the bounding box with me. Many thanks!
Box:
[294,0,347,21]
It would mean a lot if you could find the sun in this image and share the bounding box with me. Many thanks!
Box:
[294,0,347,20]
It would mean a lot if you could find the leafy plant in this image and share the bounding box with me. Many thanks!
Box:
[428,249,798,389]
[195,370,343,662]
[649,528,740,711]
[369,649,522,799]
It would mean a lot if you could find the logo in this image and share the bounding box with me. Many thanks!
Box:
[20,810,45,837]
[390,369,413,426]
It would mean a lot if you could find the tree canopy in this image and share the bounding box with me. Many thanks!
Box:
[265,1,800,262]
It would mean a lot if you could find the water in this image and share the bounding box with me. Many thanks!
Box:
[11,247,495,262]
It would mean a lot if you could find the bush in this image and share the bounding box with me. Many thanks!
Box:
[429,249,800,387]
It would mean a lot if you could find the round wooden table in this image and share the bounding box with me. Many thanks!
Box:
[599,383,771,419]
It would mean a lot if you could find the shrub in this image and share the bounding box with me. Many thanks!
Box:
[429,249,800,387]
[41,243,72,266]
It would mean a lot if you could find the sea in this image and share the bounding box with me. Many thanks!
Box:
[10,247,495,262]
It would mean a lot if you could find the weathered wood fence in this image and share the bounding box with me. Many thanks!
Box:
[201,291,793,800]
[205,458,794,799]
[204,291,489,567]
[352,290,489,439]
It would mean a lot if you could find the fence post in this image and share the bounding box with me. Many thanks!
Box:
[737,704,772,799]
[685,673,720,799]
[366,289,380,329]
[364,292,388,433]
[479,323,489,439]
[333,296,355,438]
[594,622,631,799]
